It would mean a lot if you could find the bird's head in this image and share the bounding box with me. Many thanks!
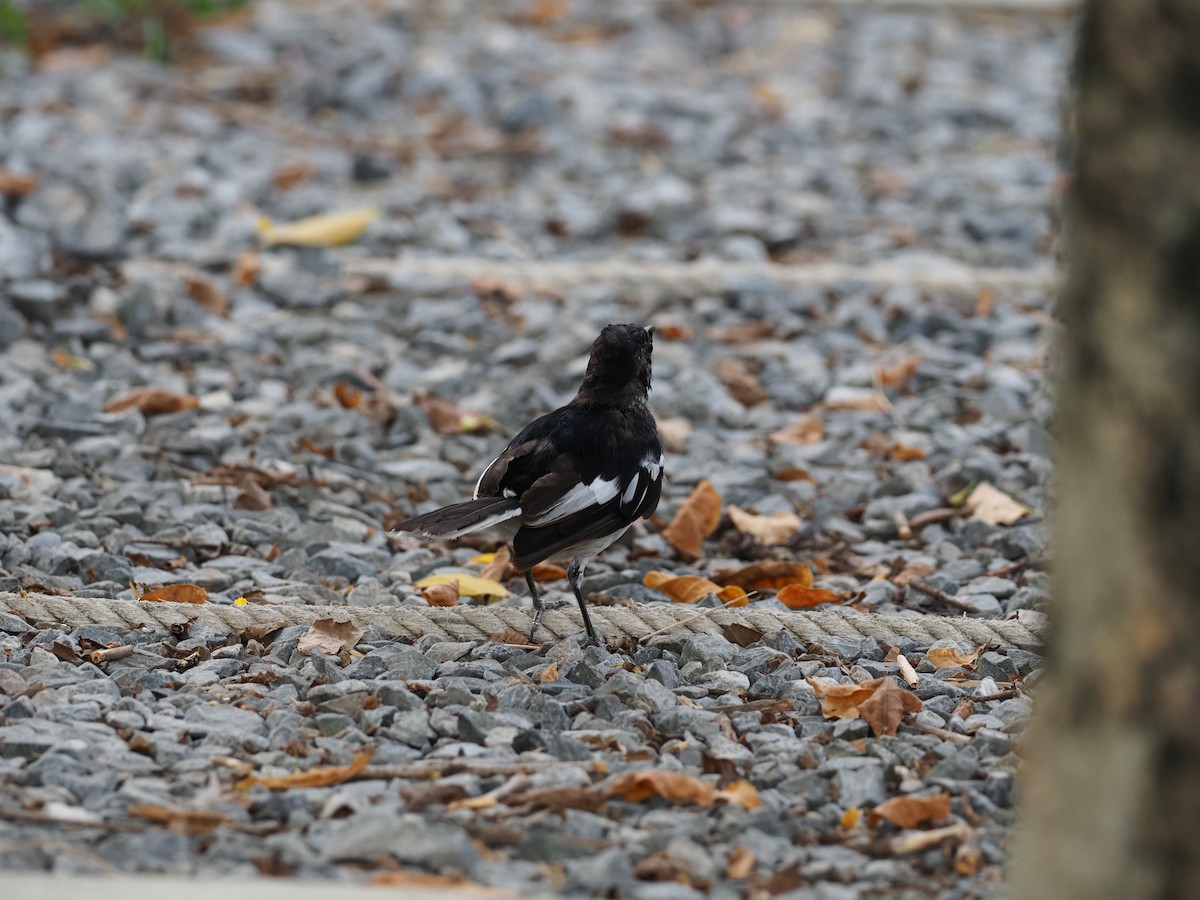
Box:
[575,323,655,406]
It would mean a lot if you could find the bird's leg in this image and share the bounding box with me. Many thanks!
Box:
[568,559,600,647]
[526,571,545,643]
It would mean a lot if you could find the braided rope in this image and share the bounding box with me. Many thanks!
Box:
[0,592,1043,649]
[345,257,1056,299]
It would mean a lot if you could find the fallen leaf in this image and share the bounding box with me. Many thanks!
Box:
[333,381,363,409]
[137,584,208,604]
[297,618,364,655]
[722,623,765,647]
[445,795,499,812]
[806,677,883,719]
[770,415,824,445]
[726,846,756,880]
[752,81,785,122]
[712,561,813,592]
[727,506,802,545]
[422,583,460,606]
[415,392,491,435]
[964,482,1030,526]
[417,573,508,599]
[643,572,747,605]
[184,271,229,317]
[126,804,232,834]
[869,793,951,829]
[974,287,996,318]
[539,661,560,683]
[530,561,567,581]
[858,678,924,737]
[714,357,767,406]
[607,770,715,805]
[821,388,886,412]
[716,779,763,810]
[490,629,533,646]
[892,559,937,587]
[776,584,843,609]
[522,0,567,26]
[662,480,722,557]
[272,159,315,192]
[653,323,695,341]
[470,274,525,301]
[258,206,379,247]
[709,320,777,344]
[481,546,512,582]
[52,348,93,371]
[238,747,373,791]
[105,387,200,416]
[888,442,927,461]
[926,643,982,670]
[657,417,692,453]
[232,249,261,287]
[878,355,922,388]
[763,861,804,894]
[0,167,38,197]
[841,807,863,829]
[238,620,289,642]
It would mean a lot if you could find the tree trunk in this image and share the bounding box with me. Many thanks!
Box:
[1013,1,1200,897]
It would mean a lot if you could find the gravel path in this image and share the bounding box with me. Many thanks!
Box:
[1,1,1066,896]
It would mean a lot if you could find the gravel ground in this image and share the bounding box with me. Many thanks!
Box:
[0,1,1066,896]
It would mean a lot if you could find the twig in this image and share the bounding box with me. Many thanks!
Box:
[908,719,973,744]
[360,759,609,781]
[90,646,135,664]
[907,581,981,614]
[896,653,920,688]
[885,821,972,856]
[893,509,913,540]
[637,593,759,644]
[908,508,963,530]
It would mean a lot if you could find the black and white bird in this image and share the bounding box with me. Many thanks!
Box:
[393,323,664,646]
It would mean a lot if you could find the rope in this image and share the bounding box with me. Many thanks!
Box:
[344,257,1056,300]
[0,591,1043,650]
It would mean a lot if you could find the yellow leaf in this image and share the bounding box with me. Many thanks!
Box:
[416,573,508,599]
[716,780,763,811]
[539,661,560,683]
[258,206,379,247]
[841,807,863,830]
[52,347,94,371]
[470,553,497,564]
[727,506,802,546]
[963,482,1031,525]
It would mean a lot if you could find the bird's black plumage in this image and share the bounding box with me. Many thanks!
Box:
[394,324,664,645]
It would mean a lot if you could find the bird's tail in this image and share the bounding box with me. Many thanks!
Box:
[392,497,521,540]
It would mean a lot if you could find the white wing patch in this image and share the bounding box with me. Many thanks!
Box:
[525,475,620,526]
[643,451,664,482]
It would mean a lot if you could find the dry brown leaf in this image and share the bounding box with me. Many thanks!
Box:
[0,167,39,197]
[272,159,315,192]
[481,546,512,583]
[415,392,491,435]
[841,807,863,829]
[530,561,567,581]
[752,81,785,122]
[926,643,982,670]
[238,747,373,791]
[776,584,843,609]
[137,583,208,604]
[522,0,567,26]
[726,846,756,880]
[974,287,996,318]
[607,770,715,805]
[878,355,922,388]
[858,678,924,737]
[126,804,231,834]
[654,323,695,341]
[714,358,767,406]
[184,272,229,317]
[657,417,692,453]
[806,677,883,720]
[662,480,722,557]
[422,582,460,607]
[723,623,766,647]
[470,274,525,301]
[297,618,365,655]
[709,321,777,344]
[333,381,363,409]
[770,415,824,445]
[539,661,560,683]
[869,793,951,829]
[727,506,802,546]
[643,572,747,606]
[105,387,200,416]
[490,629,533,646]
[712,561,813,592]
[232,249,261,288]
[889,442,927,461]
[716,779,763,810]
[892,559,937,587]
[964,482,1030,526]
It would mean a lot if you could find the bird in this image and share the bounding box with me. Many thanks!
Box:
[393,323,664,646]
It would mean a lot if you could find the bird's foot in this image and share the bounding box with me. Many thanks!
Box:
[527,599,571,643]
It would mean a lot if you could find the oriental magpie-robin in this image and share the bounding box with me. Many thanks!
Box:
[394,323,664,646]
